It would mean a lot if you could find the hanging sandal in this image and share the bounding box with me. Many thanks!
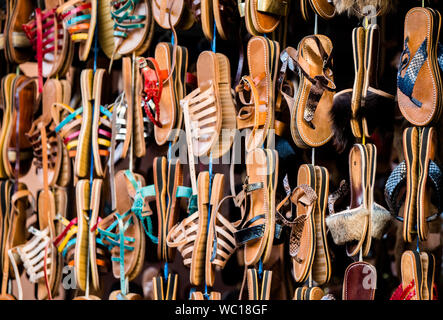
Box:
[166,171,210,286]
[342,261,376,300]
[246,268,272,300]
[279,35,335,148]
[152,273,178,300]
[57,0,97,61]
[397,7,442,126]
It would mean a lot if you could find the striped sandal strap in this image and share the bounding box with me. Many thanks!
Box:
[57,0,92,42]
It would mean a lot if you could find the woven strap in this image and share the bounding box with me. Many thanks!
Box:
[397,37,427,108]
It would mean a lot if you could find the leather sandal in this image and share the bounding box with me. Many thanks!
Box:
[181,51,222,156]
[22,2,72,89]
[205,173,238,287]
[246,268,272,300]
[236,36,279,151]
[4,75,37,179]
[245,0,287,35]
[397,7,442,126]
[26,79,64,187]
[153,273,178,300]
[213,0,240,40]
[91,69,113,178]
[311,165,331,285]
[342,261,376,300]
[0,74,17,179]
[166,171,210,286]
[292,164,317,283]
[4,0,34,64]
[279,35,335,148]
[53,69,93,179]
[417,127,437,241]
[57,0,97,61]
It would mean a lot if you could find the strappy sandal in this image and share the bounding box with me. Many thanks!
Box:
[236,36,279,151]
[398,7,442,126]
[279,35,335,148]
[26,79,64,188]
[246,268,272,300]
[22,3,72,90]
[110,0,154,60]
[92,69,113,178]
[8,227,53,300]
[205,173,238,287]
[52,69,93,179]
[57,0,97,61]
[166,171,210,286]
[342,261,376,300]
[97,171,148,289]
[3,75,37,179]
[4,0,34,64]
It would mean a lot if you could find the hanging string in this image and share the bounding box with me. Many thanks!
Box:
[211,21,216,53]
[258,259,263,279]
[314,14,318,34]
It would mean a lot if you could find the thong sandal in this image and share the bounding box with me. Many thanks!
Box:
[22,3,72,89]
[400,250,423,300]
[57,0,97,61]
[245,0,286,35]
[397,7,442,126]
[279,35,335,148]
[166,171,210,286]
[342,261,377,300]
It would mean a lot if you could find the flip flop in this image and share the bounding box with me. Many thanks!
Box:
[304,286,325,300]
[293,286,307,300]
[281,35,335,148]
[342,261,376,300]
[397,7,442,126]
[200,0,213,40]
[248,0,286,34]
[152,0,186,29]
[74,179,90,291]
[308,0,335,20]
